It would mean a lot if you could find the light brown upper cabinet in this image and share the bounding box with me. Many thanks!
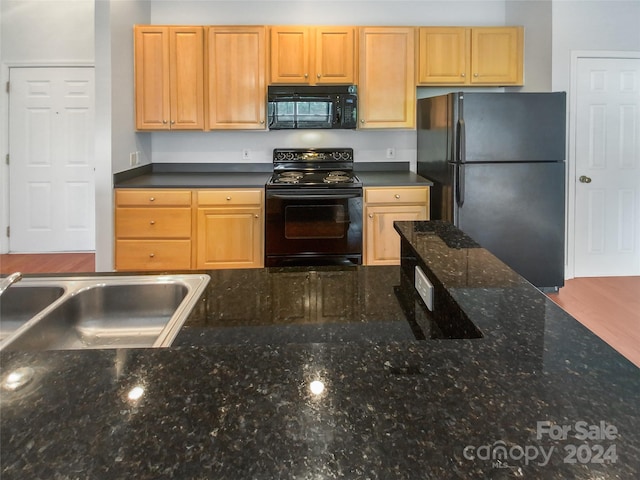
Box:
[134,25,205,130]
[206,26,267,130]
[418,27,524,86]
[358,27,416,129]
[269,26,356,85]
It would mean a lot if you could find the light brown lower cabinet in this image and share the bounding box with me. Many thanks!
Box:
[115,188,264,271]
[363,186,430,265]
[195,189,264,269]
[115,189,193,271]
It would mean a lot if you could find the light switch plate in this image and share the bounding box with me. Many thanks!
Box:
[414,265,434,311]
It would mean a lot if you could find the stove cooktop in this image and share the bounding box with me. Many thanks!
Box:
[270,170,360,186]
[269,147,361,188]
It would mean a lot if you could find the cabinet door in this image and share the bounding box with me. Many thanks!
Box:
[206,26,266,129]
[135,26,204,130]
[315,27,356,84]
[471,27,523,85]
[358,27,415,129]
[270,26,310,84]
[196,207,264,269]
[169,26,205,129]
[135,26,171,130]
[365,204,427,265]
[417,27,469,85]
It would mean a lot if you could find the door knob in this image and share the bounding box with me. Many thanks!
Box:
[579,175,592,184]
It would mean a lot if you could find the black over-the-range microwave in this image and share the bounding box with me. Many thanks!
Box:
[267,85,357,130]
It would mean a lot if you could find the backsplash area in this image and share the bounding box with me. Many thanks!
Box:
[149,129,417,170]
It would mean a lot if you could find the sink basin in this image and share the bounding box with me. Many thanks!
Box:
[0,285,66,341]
[0,274,209,351]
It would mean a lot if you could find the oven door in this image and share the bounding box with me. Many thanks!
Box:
[265,188,363,266]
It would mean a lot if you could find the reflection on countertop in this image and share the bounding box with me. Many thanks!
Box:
[175,266,481,346]
[1,221,638,479]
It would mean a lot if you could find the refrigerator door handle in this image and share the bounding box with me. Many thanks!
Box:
[456,118,466,163]
[455,164,465,208]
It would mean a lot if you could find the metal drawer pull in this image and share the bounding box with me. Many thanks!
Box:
[149,220,155,225]
[395,194,400,199]
[149,197,155,202]
[226,196,232,201]
[149,253,155,258]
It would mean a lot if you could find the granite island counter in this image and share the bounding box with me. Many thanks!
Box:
[1,222,638,479]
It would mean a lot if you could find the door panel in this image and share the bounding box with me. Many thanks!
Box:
[574,57,640,276]
[462,92,566,162]
[9,67,95,252]
[457,162,565,289]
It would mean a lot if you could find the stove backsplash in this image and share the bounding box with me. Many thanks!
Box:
[149,129,417,171]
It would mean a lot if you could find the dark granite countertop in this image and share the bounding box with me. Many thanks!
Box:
[114,164,273,189]
[1,223,638,479]
[113,162,432,189]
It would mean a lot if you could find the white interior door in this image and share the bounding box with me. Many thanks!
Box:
[573,57,640,277]
[9,67,95,252]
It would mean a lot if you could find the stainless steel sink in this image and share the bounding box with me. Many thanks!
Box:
[0,274,209,351]
[0,285,66,341]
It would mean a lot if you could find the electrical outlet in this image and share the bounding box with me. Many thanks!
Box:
[414,266,434,311]
[242,149,250,160]
[386,148,396,159]
[129,151,139,166]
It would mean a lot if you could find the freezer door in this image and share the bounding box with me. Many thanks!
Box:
[457,162,565,289]
[461,92,566,162]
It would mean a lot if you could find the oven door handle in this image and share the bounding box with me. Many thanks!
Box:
[268,192,361,201]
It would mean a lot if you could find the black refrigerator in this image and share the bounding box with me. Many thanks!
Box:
[416,92,566,291]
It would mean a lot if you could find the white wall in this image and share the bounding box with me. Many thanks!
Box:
[150,0,507,26]
[506,0,552,92]
[552,0,640,92]
[0,0,94,253]
[94,0,151,271]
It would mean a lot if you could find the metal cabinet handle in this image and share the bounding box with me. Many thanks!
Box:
[149,197,155,202]
[304,73,308,78]
[368,214,374,218]
[149,220,155,225]
[360,119,365,124]
[461,73,465,77]
[149,253,155,258]
[317,73,321,79]
[254,214,259,218]
[226,196,232,201]
[162,120,167,124]
[579,175,592,184]
[474,73,479,77]
[395,194,400,199]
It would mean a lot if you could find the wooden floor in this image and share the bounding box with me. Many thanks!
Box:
[548,276,640,368]
[1,253,638,368]
[0,253,95,274]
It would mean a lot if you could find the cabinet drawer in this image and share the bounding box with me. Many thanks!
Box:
[116,189,192,207]
[115,239,191,271]
[115,208,191,238]
[197,189,263,206]
[365,187,428,204]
